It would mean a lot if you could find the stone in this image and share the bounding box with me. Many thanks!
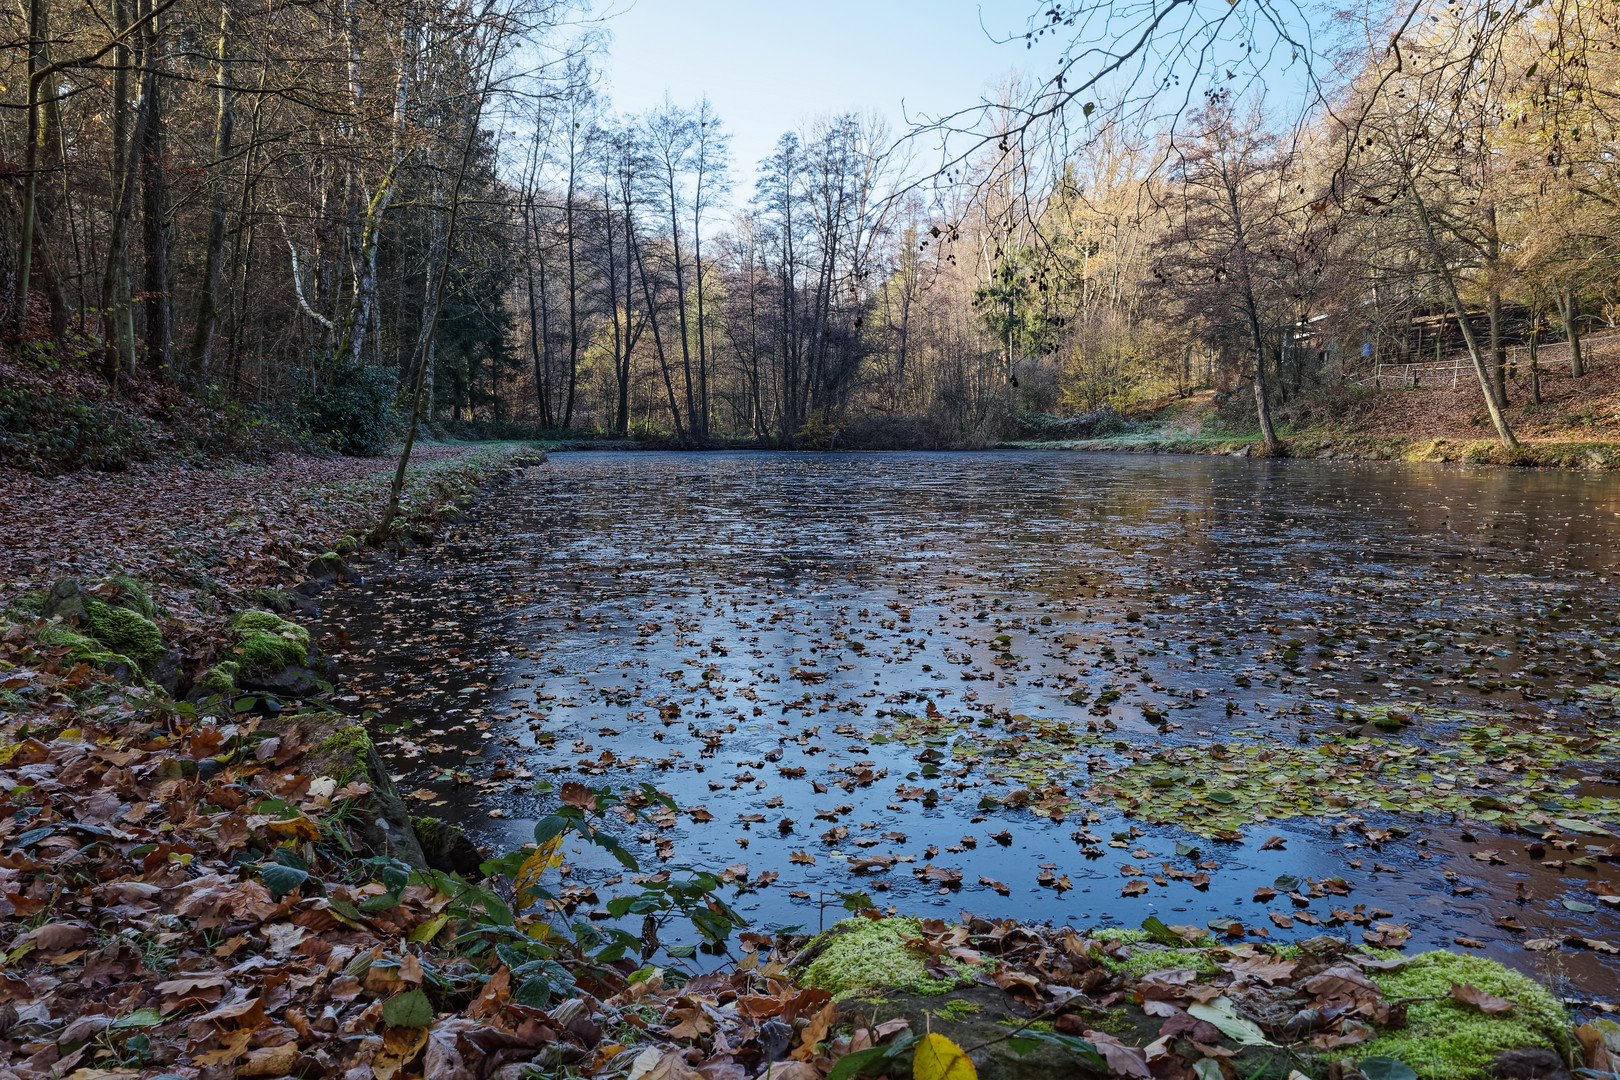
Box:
[42,577,88,622]
[238,663,324,698]
[413,817,486,876]
[149,648,182,697]
[307,552,349,581]
[1490,1049,1572,1080]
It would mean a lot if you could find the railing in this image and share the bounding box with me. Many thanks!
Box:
[1357,329,1620,388]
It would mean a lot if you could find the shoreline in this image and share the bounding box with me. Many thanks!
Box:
[1001,432,1620,469]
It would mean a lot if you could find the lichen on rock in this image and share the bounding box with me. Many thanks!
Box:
[796,917,975,998]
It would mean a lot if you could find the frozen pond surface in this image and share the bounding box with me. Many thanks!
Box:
[322,450,1620,999]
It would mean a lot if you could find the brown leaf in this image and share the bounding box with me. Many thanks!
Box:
[1450,983,1515,1014]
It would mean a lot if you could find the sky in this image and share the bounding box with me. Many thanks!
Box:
[592,0,1066,199]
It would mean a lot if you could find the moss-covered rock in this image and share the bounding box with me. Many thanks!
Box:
[297,717,426,870]
[101,575,156,619]
[82,599,165,674]
[307,552,349,581]
[196,661,239,698]
[1356,952,1571,1080]
[36,621,141,681]
[229,610,310,674]
[795,917,975,998]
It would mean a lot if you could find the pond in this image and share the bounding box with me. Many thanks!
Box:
[320,450,1620,1000]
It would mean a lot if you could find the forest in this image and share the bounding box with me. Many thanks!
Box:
[3,0,1619,464]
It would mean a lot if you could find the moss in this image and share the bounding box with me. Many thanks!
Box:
[36,621,138,673]
[232,610,310,649]
[13,593,45,617]
[101,575,155,619]
[1356,952,1570,1080]
[318,724,372,755]
[230,611,310,673]
[414,815,442,848]
[800,918,975,999]
[940,1000,982,1019]
[197,662,239,697]
[81,600,165,673]
[1101,942,1222,979]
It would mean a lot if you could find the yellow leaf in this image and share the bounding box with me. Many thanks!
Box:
[408,912,449,944]
[266,815,322,842]
[513,835,564,906]
[913,1033,977,1080]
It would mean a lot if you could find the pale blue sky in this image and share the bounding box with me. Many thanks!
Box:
[595,0,1065,193]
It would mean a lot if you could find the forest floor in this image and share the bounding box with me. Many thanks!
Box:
[1015,354,1620,468]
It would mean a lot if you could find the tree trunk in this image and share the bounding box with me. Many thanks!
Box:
[1559,289,1584,378]
[632,224,687,445]
[1407,178,1516,448]
[138,60,172,377]
[10,0,47,333]
[187,0,233,384]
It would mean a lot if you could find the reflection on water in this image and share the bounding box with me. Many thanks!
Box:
[321,451,1620,998]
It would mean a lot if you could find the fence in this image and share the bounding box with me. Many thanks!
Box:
[1357,329,1620,389]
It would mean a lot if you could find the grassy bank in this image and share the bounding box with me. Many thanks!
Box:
[1006,376,1620,468]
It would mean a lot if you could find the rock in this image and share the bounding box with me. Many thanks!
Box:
[237,663,325,698]
[413,817,486,876]
[1491,1049,1571,1080]
[149,648,182,697]
[302,722,428,871]
[307,552,349,581]
[42,577,88,622]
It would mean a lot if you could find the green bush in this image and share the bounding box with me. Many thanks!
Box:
[296,358,398,456]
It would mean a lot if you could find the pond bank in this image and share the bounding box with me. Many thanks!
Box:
[1002,433,1620,468]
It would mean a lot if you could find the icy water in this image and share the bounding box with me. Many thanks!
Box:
[320,451,1620,999]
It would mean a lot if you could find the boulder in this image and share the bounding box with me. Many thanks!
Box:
[307,552,349,581]
[413,817,486,876]
[42,578,88,622]
[149,648,182,697]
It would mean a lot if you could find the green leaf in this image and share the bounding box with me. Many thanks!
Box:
[1193,1060,1224,1080]
[1359,1058,1418,1080]
[358,890,404,913]
[260,862,310,900]
[826,1039,916,1080]
[1562,899,1597,912]
[533,813,574,845]
[381,988,434,1028]
[1207,790,1236,805]
[1141,916,1184,947]
[273,847,309,872]
[513,977,551,1009]
[1187,998,1272,1046]
[1007,1037,1042,1057]
[112,1008,164,1029]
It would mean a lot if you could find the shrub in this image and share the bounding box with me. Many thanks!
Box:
[296,358,398,456]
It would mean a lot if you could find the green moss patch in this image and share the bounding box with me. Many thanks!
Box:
[798,917,974,998]
[318,724,371,755]
[882,702,1620,836]
[197,662,239,697]
[229,610,310,673]
[1357,952,1570,1080]
[81,600,164,673]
